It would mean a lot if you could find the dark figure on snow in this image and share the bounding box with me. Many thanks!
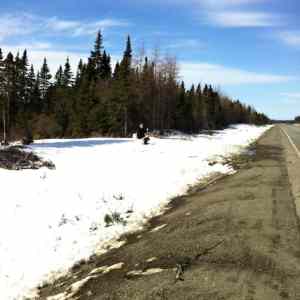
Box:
[137,123,146,139]
[137,123,150,145]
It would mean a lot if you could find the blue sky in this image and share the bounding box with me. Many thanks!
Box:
[0,0,300,119]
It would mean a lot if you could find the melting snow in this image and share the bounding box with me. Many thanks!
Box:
[0,124,271,299]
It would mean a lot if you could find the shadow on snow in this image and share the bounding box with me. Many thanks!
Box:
[31,138,132,149]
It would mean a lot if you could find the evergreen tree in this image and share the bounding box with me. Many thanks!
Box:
[75,59,84,86]
[40,58,51,100]
[32,71,42,113]
[19,50,29,108]
[55,65,63,87]
[0,49,5,142]
[120,35,132,79]
[3,53,16,142]
[62,57,73,87]
[27,65,36,107]
[113,62,121,80]
[101,51,112,79]
[91,30,103,78]
[0,49,5,97]
[0,33,269,141]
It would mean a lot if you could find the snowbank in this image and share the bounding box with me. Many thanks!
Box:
[0,124,271,299]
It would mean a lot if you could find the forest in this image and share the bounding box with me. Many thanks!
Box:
[0,31,269,143]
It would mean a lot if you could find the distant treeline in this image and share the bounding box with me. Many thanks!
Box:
[0,31,269,142]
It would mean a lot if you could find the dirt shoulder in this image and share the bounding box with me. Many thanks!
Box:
[280,125,300,219]
[37,126,300,300]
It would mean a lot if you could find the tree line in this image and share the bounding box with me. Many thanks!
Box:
[0,31,269,143]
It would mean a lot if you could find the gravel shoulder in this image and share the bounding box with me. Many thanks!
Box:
[280,125,300,219]
[37,126,300,300]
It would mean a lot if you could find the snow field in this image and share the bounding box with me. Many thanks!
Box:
[0,124,271,299]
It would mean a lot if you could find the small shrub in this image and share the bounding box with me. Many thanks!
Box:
[104,214,114,227]
[113,194,124,201]
[104,212,127,227]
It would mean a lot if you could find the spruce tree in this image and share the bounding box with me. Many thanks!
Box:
[19,50,29,109]
[55,65,63,87]
[3,53,15,142]
[27,65,36,108]
[120,35,132,79]
[32,71,42,113]
[113,62,121,80]
[0,49,4,97]
[0,49,5,142]
[75,59,84,86]
[91,30,103,78]
[63,57,73,87]
[40,58,51,100]
[101,50,112,79]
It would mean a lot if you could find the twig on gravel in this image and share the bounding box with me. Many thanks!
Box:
[174,239,225,283]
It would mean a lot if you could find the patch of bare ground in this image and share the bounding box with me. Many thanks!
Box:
[0,146,55,170]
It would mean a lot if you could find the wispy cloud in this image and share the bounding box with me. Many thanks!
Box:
[201,0,265,9]
[166,39,205,50]
[46,18,80,31]
[46,17,130,37]
[0,13,130,42]
[191,0,284,28]
[1,43,84,72]
[1,43,122,74]
[277,31,300,48]
[180,62,297,87]
[207,11,281,28]
[0,14,36,41]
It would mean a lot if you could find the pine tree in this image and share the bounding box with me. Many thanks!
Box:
[113,62,121,80]
[75,59,84,87]
[3,52,16,142]
[118,36,134,136]
[0,49,5,96]
[0,49,5,142]
[101,50,112,79]
[62,57,73,87]
[40,58,51,100]
[55,65,63,87]
[32,71,42,113]
[19,50,29,109]
[27,65,36,108]
[120,35,132,79]
[91,30,103,78]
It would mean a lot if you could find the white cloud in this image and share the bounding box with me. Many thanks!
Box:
[207,11,281,27]
[72,19,129,37]
[46,17,130,37]
[277,31,300,48]
[1,44,85,73]
[1,44,122,75]
[0,14,36,41]
[46,17,80,31]
[166,39,205,50]
[185,0,283,28]
[180,62,296,87]
[201,0,265,9]
[0,13,130,42]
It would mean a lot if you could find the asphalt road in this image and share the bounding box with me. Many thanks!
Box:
[281,124,300,157]
[37,125,300,300]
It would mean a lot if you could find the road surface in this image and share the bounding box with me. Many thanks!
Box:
[38,125,300,300]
